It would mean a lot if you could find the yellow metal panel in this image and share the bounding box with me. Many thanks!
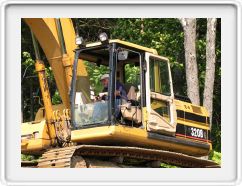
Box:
[60,18,76,62]
[71,125,116,142]
[85,39,158,54]
[175,100,208,117]
[71,125,210,156]
[60,19,88,77]
[110,39,158,54]
[35,60,53,122]
[175,99,210,127]
[21,120,52,153]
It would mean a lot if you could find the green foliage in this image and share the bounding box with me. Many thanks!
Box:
[160,163,179,168]
[22,52,35,67]
[21,51,36,81]
[111,18,184,62]
[21,50,60,122]
[111,18,186,95]
[209,150,221,165]
[21,154,39,162]
[211,122,221,151]
[52,90,62,104]
[84,61,109,94]
[21,51,38,121]
[84,61,141,94]
[124,64,140,84]
[75,18,117,42]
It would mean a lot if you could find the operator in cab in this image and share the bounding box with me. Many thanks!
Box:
[98,74,128,117]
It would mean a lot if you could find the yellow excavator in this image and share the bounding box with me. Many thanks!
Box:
[21,18,219,168]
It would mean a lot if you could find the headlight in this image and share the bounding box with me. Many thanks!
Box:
[99,32,108,43]
[75,36,84,46]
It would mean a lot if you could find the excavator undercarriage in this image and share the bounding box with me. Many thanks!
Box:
[23,145,220,168]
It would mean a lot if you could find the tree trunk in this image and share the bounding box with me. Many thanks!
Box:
[140,18,144,34]
[179,18,200,105]
[203,18,217,127]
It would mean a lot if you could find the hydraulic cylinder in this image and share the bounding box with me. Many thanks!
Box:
[35,59,56,144]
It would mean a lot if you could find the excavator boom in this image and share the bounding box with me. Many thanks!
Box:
[24,18,89,108]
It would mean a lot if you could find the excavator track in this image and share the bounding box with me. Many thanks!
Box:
[37,145,220,168]
[37,146,77,168]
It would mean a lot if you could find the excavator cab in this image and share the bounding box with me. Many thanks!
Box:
[70,39,176,132]
[68,38,211,157]
[71,41,146,129]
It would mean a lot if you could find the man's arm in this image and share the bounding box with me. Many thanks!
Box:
[117,83,128,100]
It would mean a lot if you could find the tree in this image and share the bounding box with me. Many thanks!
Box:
[203,18,217,127]
[179,18,200,105]
[75,18,116,42]
[111,18,186,95]
[179,18,220,150]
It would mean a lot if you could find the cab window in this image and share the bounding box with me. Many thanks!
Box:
[149,57,171,96]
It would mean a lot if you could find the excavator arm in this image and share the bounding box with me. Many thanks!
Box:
[21,18,89,151]
[24,18,89,109]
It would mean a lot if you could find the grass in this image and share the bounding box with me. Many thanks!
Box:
[209,150,221,165]
[21,154,40,162]
[160,163,179,168]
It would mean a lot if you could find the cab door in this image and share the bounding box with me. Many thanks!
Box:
[145,53,177,136]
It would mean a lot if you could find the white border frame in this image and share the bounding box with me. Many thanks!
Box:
[0,0,241,185]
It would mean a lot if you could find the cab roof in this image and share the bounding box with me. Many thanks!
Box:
[85,39,158,55]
